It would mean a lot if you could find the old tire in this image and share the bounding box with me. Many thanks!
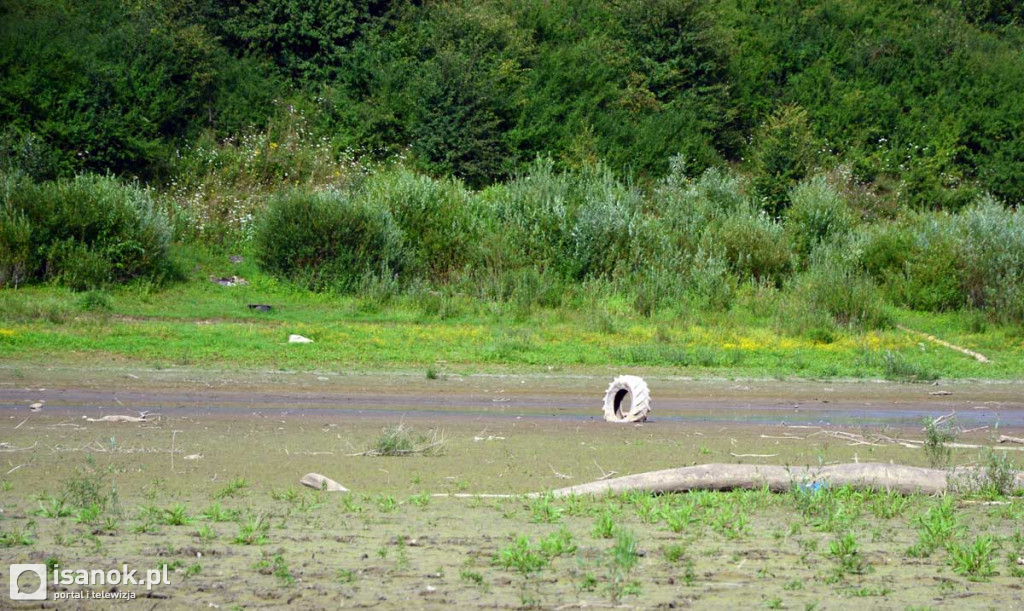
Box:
[602,375,650,423]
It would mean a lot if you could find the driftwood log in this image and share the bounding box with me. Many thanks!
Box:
[543,463,1024,497]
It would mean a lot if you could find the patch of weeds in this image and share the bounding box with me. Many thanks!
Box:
[215,477,248,499]
[493,535,548,576]
[606,528,640,603]
[662,544,686,563]
[783,578,804,591]
[366,422,445,457]
[539,527,576,558]
[883,350,939,382]
[183,563,202,578]
[408,492,431,507]
[980,449,1017,498]
[0,528,34,547]
[592,508,616,539]
[460,570,488,591]
[254,553,294,586]
[341,495,363,513]
[908,497,962,557]
[162,503,192,526]
[711,503,749,539]
[766,597,783,609]
[827,532,869,581]
[868,490,911,519]
[270,488,299,503]
[200,502,237,522]
[681,557,697,585]
[529,492,563,523]
[375,495,398,513]
[195,524,216,543]
[36,496,72,518]
[62,456,117,510]
[74,503,103,525]
[577,572,598,592]
[426,365,439,380]
[923,416,957,469]
[337,569,356,584]
[948,535,997,581]
[843,585,893,597]
[234,513,270,545]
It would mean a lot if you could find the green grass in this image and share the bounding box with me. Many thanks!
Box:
[0,245,1021,379]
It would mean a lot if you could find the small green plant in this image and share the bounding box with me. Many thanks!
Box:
[74,503,103,525]
[607,528,641,602]
[980,449,1017,498]
[409,492,431,507]
[426,365,439,380]
[376,495,398,513]
[829,532,869,578]
[529,492,563,524]
[665,500,697,533]
[0,528,34,547]
[195,524,216,543]
[948,535,997,581]
[200,502,236,522]
[908,497,962,557]
[868,490,911,519]
[493,535,548,576]
[36,496,72,518]
[711,504,749,539]
[593,508,616,539]
[337,569,356,584]
[539,527,576,558]
[460,569,487,590]
[162,503,192,526]
[366,422,445,456]
[270,488,299,503]
[183,563,202,578]
[234,514,270,545]
[662,544,686,563]
[254,553,294,586]
[923,416,957,469]
[215,477,248,499]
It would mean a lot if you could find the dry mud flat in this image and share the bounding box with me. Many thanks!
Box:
[0,369,1023,609]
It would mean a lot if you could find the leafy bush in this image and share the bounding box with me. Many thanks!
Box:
[254,189,404,291]
[705,208,792,286]
[796,255,890,330]
[482,159,642,282]
[1,173,171,289]
[749,105,819,218]
[358,169,479,281]
[786,176,854,262]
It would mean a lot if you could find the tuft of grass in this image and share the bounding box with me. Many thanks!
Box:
[234,513,270,545]
[907,497,961,558]
[365,423,445,457]
[593,508,617,539]
[923,415,957,469]
[828,532,870,579]
[493,535,548,576]
[215,477,248,499]
[948,535,997,581]
[883,350,940,382]
[606,528,641,602]
[539,528,576,558]
[162,503,192,526]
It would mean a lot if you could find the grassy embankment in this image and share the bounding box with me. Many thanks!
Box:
[1,246,1019,380]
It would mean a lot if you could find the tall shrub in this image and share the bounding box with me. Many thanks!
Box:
[1,172,171,289]
[254,189,404,291]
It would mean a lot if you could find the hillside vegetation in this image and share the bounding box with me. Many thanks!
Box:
[1,0,1022,376]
